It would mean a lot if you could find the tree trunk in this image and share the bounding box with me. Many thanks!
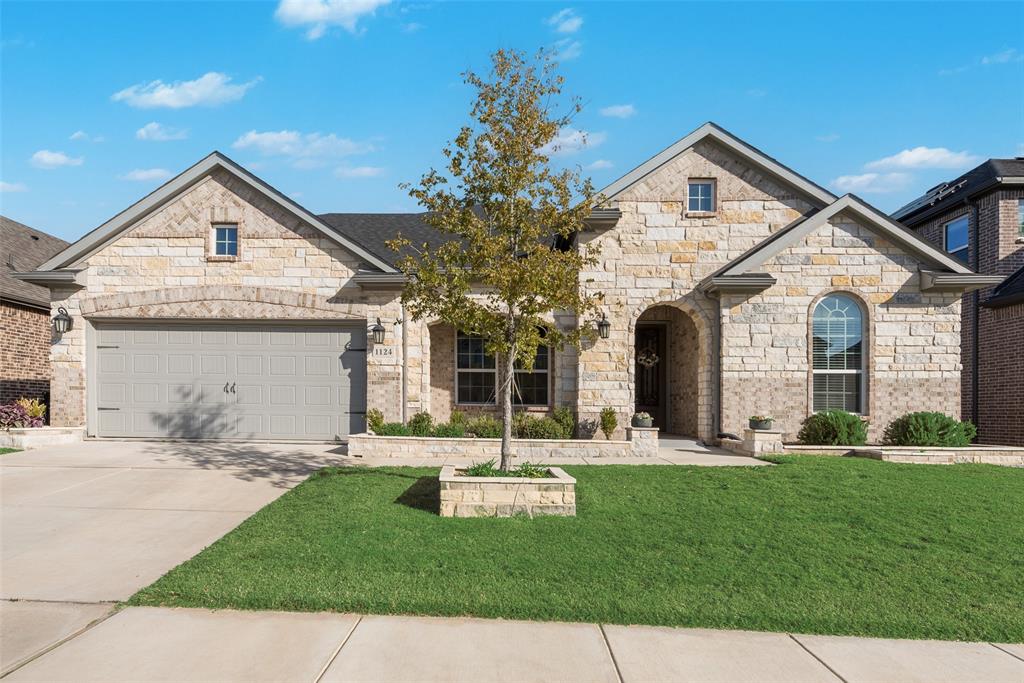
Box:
[499,351,515,472]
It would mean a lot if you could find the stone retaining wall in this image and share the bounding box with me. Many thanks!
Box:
[439,465,576,517]
[0,427,85,450]
[347,426,659,459]
[782,444,1024,466]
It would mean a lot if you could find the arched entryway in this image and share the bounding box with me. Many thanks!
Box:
[634,302,713,440]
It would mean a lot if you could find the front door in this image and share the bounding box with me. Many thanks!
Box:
[634,324,667,429]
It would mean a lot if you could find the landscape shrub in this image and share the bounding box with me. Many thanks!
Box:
[407,412,435,436]
[375,422,412,437]
[462,458,550,478]
[599,407,617,440]
[16,398,46,422]
[365,408,385,433]
[431,422,466,438]
[797,410,867,446]
[513,414,567,440]
[882,412,976,447]
[0,403,42,430]
[465,415,502,438]
[449,410,468,427]
[552,406,575,439]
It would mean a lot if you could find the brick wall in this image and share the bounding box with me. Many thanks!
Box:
[0,300,53,410]
[906,189,1024,445]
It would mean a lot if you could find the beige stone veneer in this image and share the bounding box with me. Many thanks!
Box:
[439,465,576,517]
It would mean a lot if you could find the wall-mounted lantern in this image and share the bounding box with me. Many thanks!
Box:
[597,313,611,340]
[52,307,73,335]
[370,318,387,344]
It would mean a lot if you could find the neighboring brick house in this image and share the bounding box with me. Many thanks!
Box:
[892,160,1024,445]
[15,123,999,443]
[1,216,69,410]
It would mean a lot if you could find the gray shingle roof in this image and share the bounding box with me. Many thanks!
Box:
[1,215,69,309]
[986,263,1024,307]
[316,212,446,268]
[892,159,1024,226]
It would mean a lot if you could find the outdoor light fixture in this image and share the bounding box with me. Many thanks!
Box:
[370,318,387,344]
[597,313,611,339]
[52,307,73,335]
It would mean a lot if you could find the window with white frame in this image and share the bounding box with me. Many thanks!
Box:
[212,223,239,256]
[687,180,715,213]
[811,294,865,413]
[943,215,969,263]
[455,331,549,406]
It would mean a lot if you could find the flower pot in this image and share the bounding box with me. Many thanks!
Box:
[749,418,774,430]
[632,415,653,428]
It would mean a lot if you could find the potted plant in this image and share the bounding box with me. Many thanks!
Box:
[632,411,653,428]
[749,415,774,430]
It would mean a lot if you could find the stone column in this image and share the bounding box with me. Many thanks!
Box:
[627,426,660,457]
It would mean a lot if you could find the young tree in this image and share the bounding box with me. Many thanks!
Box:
[389,48,603,472]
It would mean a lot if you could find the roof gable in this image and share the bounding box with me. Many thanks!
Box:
[596,122,836,207]
[37,152,397,273]
[714,194,975,278]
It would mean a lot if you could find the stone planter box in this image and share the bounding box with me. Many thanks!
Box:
[439,465,576,518]
[782,444,1024,467]
[0,427,86,450]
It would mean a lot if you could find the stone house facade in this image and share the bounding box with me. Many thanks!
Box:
[893,160,1024,445]
[16,123,998,443]
[1,216,68,409]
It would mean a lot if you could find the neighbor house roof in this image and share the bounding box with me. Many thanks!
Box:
[34,152,399,274]
[317,212,446,268]
[701,194,1003,294]
[1,216,69,309]
[596,121,837,208]
[892,158,1024,226]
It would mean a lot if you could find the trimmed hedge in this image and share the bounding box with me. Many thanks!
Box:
[882,412,976,447]
[797,410,868,446]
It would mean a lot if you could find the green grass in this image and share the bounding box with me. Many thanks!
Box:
[0,448,20,455]
[129,456,1024,642]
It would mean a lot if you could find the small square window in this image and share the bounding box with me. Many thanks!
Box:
[213,224,238,257]
[687,180,715,213]
[943,215,969,263]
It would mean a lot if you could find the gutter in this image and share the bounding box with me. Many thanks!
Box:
[10,269,85,287]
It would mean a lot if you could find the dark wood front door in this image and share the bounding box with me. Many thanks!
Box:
[635,324,667,429]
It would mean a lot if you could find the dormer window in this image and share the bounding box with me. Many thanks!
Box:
[687,180,715,213]
[212,223,238,257]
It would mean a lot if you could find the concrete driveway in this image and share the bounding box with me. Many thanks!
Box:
[0,440,346,675]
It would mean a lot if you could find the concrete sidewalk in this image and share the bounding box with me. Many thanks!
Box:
[3,606,1022,682]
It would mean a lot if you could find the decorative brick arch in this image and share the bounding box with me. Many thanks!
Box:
[630,294,716,441]
[81,286,366,320]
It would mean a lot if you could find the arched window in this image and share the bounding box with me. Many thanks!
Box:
[811,294,865,413]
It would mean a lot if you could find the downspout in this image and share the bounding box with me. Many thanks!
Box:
[712,294,722,440]
[401,303,409,423]
[969,201,980,429]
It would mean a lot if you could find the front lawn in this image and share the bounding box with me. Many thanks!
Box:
[130,456,1024,642]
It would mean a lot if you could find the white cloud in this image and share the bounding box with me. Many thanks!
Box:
[938,65,969,77]
[401,22,423,33]
[112,72,260,109]
[0,181,28,192]
[585,159,613,170]
[746,88,767,98]
[335,165,385,178]
[119,168,172,182]
[233,130,374,164]
[547,8,582,34]
[831,172,912,194]
[816,133,840,143]
[599,104,636,119]
[981,48,1022,65]
[275,0,390,39]
[69,130,88,141]
[136,122,189,141]
[539,127,606,157]
[553,38,582,61]
[865,146,979,170]
[30,150,83,169]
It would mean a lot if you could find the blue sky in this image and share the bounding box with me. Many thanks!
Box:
[1,1,1021,241]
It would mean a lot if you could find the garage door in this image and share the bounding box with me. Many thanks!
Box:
[93,323,367,440]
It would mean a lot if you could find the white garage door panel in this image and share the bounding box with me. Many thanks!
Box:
[94,323,367,440]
